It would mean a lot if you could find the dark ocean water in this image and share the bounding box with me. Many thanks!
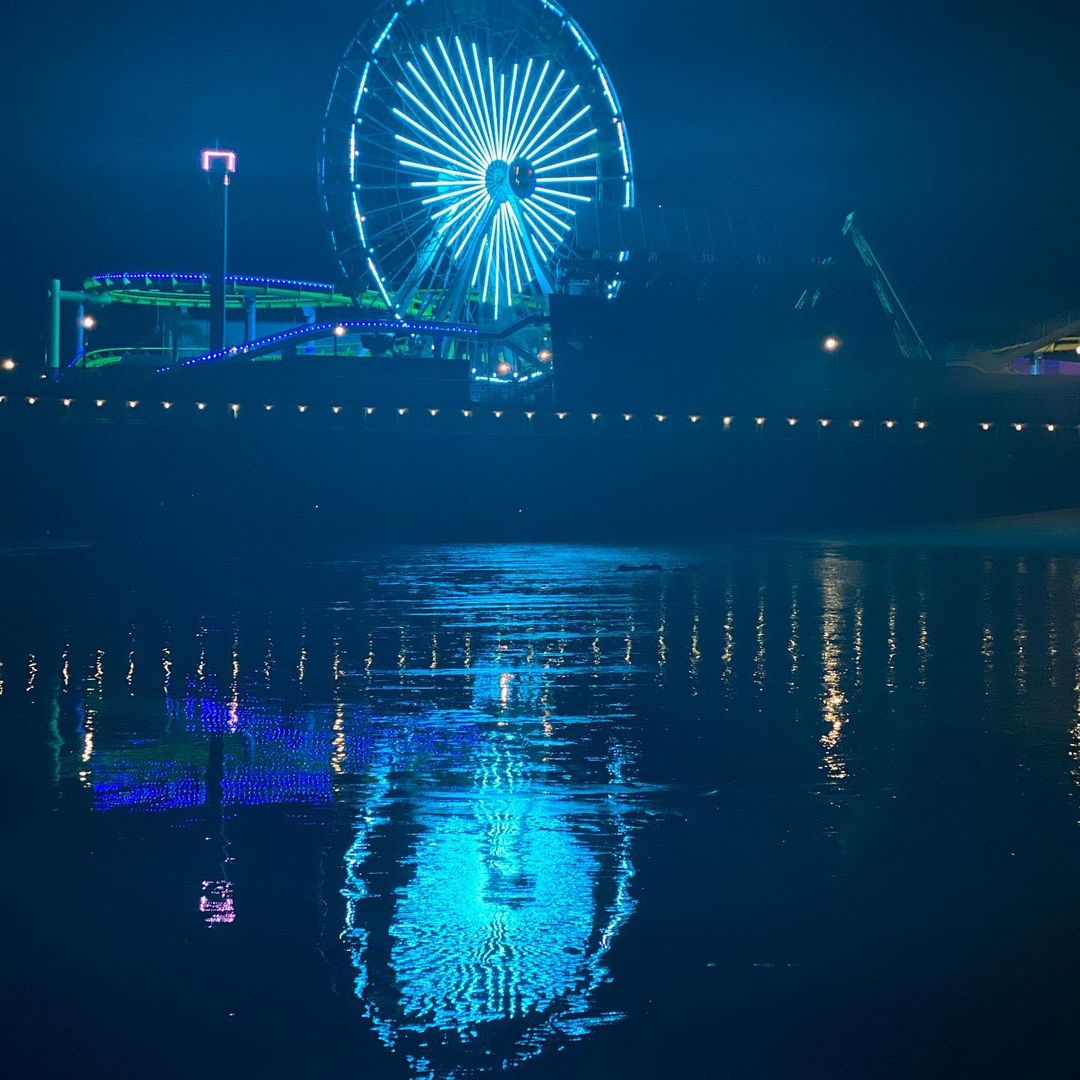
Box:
[4,534,1080,1078]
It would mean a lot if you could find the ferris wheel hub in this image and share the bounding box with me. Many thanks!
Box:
[484,158,538,203]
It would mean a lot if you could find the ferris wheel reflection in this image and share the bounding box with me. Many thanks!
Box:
[340,680,638,1077]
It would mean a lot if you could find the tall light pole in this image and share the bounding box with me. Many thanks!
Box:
[201,148,237,353]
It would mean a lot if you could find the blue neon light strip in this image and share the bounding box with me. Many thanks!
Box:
[92,273,338,292]
[163,319,479,370]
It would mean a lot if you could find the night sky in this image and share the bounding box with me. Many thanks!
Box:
[5,0,1079,363]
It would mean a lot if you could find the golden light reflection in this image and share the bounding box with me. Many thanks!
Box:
[886,597,897,694]
[720,583,734,692]
[820,579,848,782]
[1072,604,1080,823]
[753,585,766,698]
[689,583,702,695]
[787,584,799,695]
[332,701,347,775]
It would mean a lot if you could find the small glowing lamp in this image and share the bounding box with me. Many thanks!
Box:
[197,401,207,411]
[979,421,991,431]
[819,418,831,427]
[1013,422,1023,431]
[332,405,342,414]
[95,399,105,407]
[62,398,72,407]
[496,359,512,376]
[333,324,347,337]
[723,416,733,427]
[851,419,862,428]
[127,400,138,408]
[1046,423,1056,432]
[823,335,841,352]
[537,348,553,362]
[162,401,173,409]
[80,314,97,331]
[884,419,896,429]
[787,417,798,426]
[755,416,765,426]
[1,358,15,371]
[915,419,927,430]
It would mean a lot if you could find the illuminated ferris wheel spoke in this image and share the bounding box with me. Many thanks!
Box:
[471,234,489,288]
[434,38,489,158]
[524,198,572,234]
[404,62,489,169]
[535,185,592,202]
[456,40,493,158]
[508,68,565,163]
[473,45,499,156]
[503,58,532,155]
[530,192,576,217]
[506,58,547,156]
[480,223,496,302]
[536,152,598,174]
[522,203,563,245]
[506,211,533,287]
[503,64,518,155]
[393,81,483,168]
[436,190,488,234]
[531,228,554,256]
[427,185,485,215]
[533,175,599,185]
[394,133,474,173]
[518,99,588,162]
[487,57,501,154]
[450,200,491,257]
[392,104,484,172]
[531,127,597,166]
[502,206,523,293]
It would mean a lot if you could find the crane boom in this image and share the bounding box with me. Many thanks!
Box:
[842,211,933,365]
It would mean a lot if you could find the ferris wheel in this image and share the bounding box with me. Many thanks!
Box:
[320,0,633,385]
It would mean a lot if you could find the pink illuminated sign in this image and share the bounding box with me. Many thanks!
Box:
[200,148,237,173]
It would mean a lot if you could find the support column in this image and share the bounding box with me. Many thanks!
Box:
[75,303,86,366]
[48,279,61,374]
[244,293,257,343]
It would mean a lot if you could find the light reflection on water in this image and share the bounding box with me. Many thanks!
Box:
[8,540,1080,1076]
